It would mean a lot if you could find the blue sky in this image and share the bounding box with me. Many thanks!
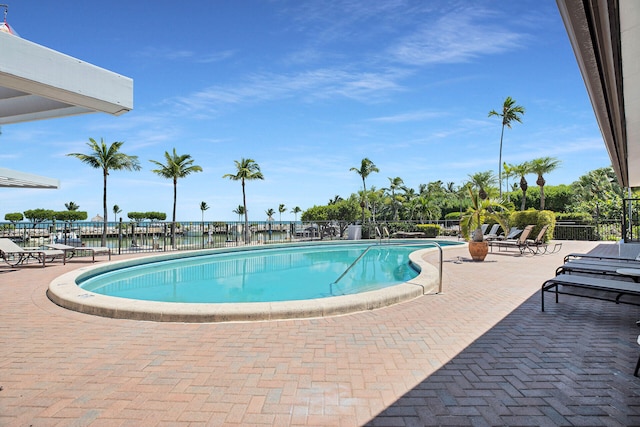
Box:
[1,0,610,222]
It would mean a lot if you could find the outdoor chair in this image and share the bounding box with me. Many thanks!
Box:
[635,320,640,377]
[526,225,550,254]
[483,224,500,240]
[488,225,535,255]
[0,238,64,267]
[46,243,111,264]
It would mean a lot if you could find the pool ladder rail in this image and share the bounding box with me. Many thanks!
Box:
[331,241,443,296]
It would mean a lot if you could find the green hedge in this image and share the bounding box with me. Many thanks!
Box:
[509,209,556,243]
[416,224,440,238]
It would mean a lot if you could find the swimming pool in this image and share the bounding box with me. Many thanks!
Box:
[48,240,462,322]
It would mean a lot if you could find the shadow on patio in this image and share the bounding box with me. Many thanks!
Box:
[367,292,640,426]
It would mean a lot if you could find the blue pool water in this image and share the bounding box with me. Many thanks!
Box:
[78,242,453,303]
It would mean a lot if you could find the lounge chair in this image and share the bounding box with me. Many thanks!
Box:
[0,238,64,267]
[636,321,640,377]
[525,225,561,254]
[488,225,535,254]
[501,227,522,240]
[46,243,111,264]
[483,224,500,240]
[541,273,640,311]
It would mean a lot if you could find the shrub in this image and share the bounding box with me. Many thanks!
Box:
[416,224,440,238]
[509,209,556,242]
[555,212,593,223]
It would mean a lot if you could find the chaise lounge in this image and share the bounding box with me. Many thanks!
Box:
[0,238,64,267]
[46,243,111,264]
[488,225,535,255]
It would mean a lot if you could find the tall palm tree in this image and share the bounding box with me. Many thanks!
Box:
[200,201,209,222]
[530,157,561,210]
[502,162,515,202]
[223,158,264,243]
[290,206,302,222]
[67,138,141,246]
[149,148,203,247]
[278,204,286,222]
[350,158,379,223]
[489,96,525,198]
[511,161,531,211]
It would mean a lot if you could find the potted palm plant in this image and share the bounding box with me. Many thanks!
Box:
[460,187,509,261]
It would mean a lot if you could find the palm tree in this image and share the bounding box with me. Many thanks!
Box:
[200,201,209,222]
[511,161,532,211]
[502,162,515,202]
[112,204,122,217]
[384,177,405,220]
[65,201,79,211]
[350,158,379,223]
[461,187,509,242]
[291,206,302,222]
[278,204,286,223]
[233,205,245,222]
[265,208,275,221]
[468,171,497,200]
[67,138,141,246]
[489,96,525,198]
[223,158,264,243]
[530,157,561,210]
[149,148,203,247]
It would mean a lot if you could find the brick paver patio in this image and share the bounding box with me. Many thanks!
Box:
[1,240,639,426]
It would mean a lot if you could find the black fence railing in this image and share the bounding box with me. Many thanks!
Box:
[553,220,621,241]
[0,217,623,256]
[623,198,640,243]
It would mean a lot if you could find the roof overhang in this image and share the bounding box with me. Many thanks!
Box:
[0,167,59,189]
[556,0,640,188]
[0,29,133,190]
[0,30,133,125]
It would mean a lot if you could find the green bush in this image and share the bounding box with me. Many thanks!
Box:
[416,224,440,238]
[509,209,556,243]
[555,212,593,223]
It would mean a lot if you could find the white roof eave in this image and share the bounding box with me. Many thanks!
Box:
[0,31,133,125]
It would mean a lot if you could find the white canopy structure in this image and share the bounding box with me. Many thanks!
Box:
[0,27,133,189]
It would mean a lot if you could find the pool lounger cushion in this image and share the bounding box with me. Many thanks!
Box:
[541,274,640,311]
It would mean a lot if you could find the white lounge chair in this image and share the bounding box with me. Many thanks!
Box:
[0,238,64,267]
[46,243,111,264]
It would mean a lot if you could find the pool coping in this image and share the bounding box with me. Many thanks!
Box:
[47,241,464,322]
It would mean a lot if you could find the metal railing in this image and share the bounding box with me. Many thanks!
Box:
[623,198,640,242]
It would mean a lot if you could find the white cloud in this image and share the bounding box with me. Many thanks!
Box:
[389,8,525,65]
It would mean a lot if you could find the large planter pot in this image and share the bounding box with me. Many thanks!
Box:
[468,240,489,261]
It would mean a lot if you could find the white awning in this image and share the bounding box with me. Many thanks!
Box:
[0,27,133,190]
[0,167,59,189]
[0,31,133,125]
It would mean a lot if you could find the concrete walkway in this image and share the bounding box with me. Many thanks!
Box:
[1,240,639,426]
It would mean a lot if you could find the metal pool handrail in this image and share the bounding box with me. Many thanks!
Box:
[332,241,443,295]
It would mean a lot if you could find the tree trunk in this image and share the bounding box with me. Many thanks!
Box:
[242,179,249,243]
[171,178,177,248]
[520,177,528,211]
[102,170,108,247]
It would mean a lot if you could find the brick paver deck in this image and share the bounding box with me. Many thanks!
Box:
[1,241,639,426]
